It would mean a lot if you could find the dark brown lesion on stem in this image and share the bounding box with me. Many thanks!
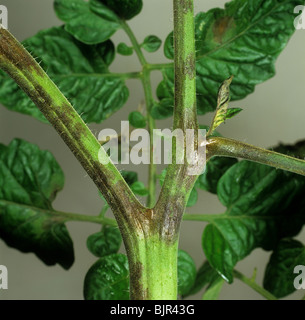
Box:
[0,28,44,76]
[184,52,195,79]
[129,261,148,300]
[179,0,193,13]
[155,164,197,244]
[155,0,198,243]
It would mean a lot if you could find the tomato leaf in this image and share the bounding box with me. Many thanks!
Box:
[54,0,121,44]
[161,0,302,115]
[87,226,122,257]
[0,139,74,269]
[263,238,305,298]
[177,250,197,296]
[0,27,129,124]
[84,254,129,300]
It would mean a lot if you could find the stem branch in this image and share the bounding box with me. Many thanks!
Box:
[208,137,305,176]
[147,62,174,71]
[54,210,117,226]
[121,20,147,66]
[0,27,146,271]
[233,270,277,300]
[183,213,223,222]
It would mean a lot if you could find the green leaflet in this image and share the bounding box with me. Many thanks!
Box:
[87,225,122,258]
[141,35,162,53]
[161,0,303,115]
[84,253,130,300]
[263,238,305,298]
[120,170,149,196]
[202,277,225,300]
[97,0,143,21]
[158,169,167,187]
[117,42,134,56]
[130,181,149,196]
[177,250,197,296]
[120,170,138,186]
[0,139,74,269]
[151,98,174,120]
[0,27,129,124]
[184,260,221,297]
[225,108,243,120]
[54,0,121,44]
[186,188,198,208]
[203,160,305,283]
[128,111,147,128]
[207,76,233,136]
[163,31,174,61]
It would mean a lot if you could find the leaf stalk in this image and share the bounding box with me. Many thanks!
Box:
[207,137,305,177]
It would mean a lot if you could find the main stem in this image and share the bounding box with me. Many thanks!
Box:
[128,230,179,300]
[121,19,180,300]
[123,0,198,299]
[156,0,198,219]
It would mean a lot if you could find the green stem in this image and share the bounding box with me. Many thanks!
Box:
[121,20,147,65]
[110,71,142,79]
[130,0,199,300]
[0,199,117,226]
[155,0,198,234]
[121,20,157,208]
[208,137,305,176]
[172,0,197,131]
[121,2,198,299]
[147,62,174,71]
[233,270,277,300]
[183,213,223,222]
[99,204,110,218]
[56,72,141,80]
[130,234,179,299]
[54,210,117,226]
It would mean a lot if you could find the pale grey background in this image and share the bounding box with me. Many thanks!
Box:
[0,0,305,300]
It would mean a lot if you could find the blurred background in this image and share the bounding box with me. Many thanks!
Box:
[0,0,305,300]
